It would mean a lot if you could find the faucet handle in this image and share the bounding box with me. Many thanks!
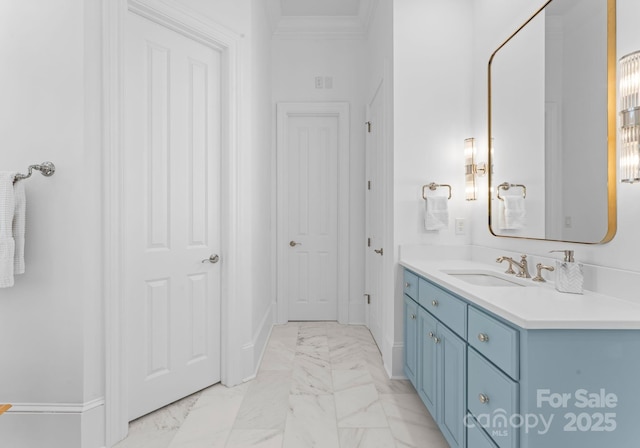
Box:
[533,263,555,282]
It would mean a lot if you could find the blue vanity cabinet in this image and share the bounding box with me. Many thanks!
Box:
[416,295,467,448]
[403,266,640,447]
[417,307,438,416]
[403,294,419,387]
[438,323,467,448]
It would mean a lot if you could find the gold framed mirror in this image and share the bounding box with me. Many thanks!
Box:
[488,0,616,243]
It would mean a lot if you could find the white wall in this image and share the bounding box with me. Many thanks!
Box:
[391,0,473,375]
[0,1,103,446]
[272,36,367,324]
[469,0,640,275]
[248,0,276,377]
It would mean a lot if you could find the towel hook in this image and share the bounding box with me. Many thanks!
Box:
[14,162,56,182]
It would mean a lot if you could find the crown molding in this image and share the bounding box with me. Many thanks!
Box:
[270,0,379,40]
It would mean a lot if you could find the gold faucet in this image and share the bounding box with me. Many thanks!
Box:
[496,254,531,278]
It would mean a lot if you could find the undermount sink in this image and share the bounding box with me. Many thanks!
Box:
[442,270,528,287]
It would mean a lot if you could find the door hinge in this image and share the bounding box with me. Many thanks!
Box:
[364,293,371,304]
[366,121,372,133]
[367,237,371,247]
[368,180,371,190]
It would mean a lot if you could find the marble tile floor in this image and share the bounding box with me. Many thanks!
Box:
[114,322,449,448]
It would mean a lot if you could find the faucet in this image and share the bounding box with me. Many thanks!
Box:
[496,256,517,274]
[496,254,531,278]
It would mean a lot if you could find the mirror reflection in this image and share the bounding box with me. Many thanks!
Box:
[488,0,616,243]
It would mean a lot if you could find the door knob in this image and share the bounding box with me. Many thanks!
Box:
[374,248,383,256]
[289,241,302,247]
[202,254,220,264]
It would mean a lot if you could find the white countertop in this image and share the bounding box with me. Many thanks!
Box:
[400,257,640,330]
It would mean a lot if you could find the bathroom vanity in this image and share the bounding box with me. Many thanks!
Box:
[401,258,640,448]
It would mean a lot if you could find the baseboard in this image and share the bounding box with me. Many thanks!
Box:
[1,399,106,448]
[389,341,406,379]
[241,301,275,382]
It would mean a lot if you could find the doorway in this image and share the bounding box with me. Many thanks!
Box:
[123,10,222,420]
[276,102,350,324]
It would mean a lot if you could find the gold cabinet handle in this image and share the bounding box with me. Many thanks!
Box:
[431,300,439,307]
[478,333,490,343]
[410,314,416,320]
[479,393,490,404]
[405,282,411,288]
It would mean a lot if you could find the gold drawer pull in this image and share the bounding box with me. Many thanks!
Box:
[431,300,439,307]
[410,314,416,320]
[405,282,411,288]
[479,393,490,404]
[428,331,435,339]
[478,333,490,343]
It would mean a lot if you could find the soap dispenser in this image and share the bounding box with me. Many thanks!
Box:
[550,250,583,294]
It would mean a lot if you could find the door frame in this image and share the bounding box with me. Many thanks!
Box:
[103,0,244,444]
[276,102,350,325]
[365,79,384,346]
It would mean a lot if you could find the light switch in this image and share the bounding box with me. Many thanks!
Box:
[455,218,465,235]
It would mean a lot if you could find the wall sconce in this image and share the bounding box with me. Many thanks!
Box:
[620,51,640,183]
[464,138,487,201]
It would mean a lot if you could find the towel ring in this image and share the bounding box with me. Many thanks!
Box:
[422,182,452,200]
[497,182,526,201]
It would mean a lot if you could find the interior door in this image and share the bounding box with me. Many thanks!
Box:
[123,11,222,420]
[365,83,385,347]
[282,114,339,321]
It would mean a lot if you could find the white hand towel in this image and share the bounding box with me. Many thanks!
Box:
[424,196,449,231]
[499,195,526,230]
[13,179,26,275]
[0,172,17,288]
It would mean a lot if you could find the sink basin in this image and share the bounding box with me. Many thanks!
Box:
[442,270,527,287]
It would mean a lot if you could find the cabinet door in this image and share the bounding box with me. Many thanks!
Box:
[418,308,438,418]
[439,324,467,448]
[403,295,419,386]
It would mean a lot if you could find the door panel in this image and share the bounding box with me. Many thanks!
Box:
[124,11,221,420]
[418,308,438,418]
[285,116,339,321]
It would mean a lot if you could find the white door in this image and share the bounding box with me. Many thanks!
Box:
[282,115,339,321]
[124,11,222,420]
[365,84,385,348]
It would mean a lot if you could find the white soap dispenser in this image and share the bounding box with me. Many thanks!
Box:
[550,250,583,294]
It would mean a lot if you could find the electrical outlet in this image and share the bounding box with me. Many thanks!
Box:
[324,76,333,89]
[455,218,466,235]
[315,76,324,89]
[565,216,572,228]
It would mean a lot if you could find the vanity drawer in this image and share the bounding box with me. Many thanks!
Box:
[468,307,519,380]
[467,416,498,448]
[419,278,466,337]
[403,270,418,300]
[468,349,518,448]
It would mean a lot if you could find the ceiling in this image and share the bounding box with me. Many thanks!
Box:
[280,0,361,17]
[266,0,376,38]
